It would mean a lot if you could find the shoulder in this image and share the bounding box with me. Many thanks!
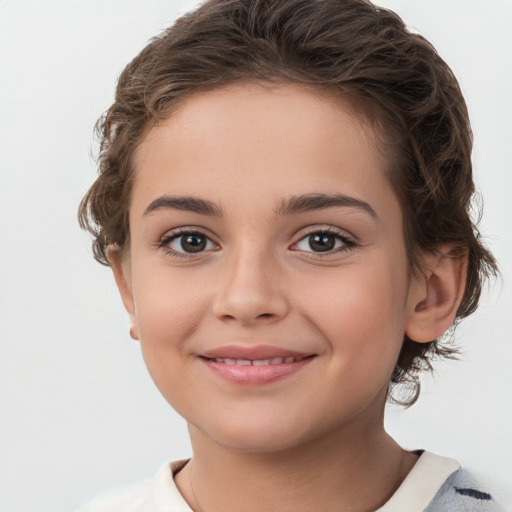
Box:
[426,467,505,512]
[377,451,506,512]
[75,460,191,512]
[75,479,154,512]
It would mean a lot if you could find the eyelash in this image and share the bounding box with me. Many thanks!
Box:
[158,227,356,259]
[291,228,356,258]
[158,228,219,259]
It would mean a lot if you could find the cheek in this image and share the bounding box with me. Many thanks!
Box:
[131,269,210,370]
[299,261,409,371]
[132,280,211,412]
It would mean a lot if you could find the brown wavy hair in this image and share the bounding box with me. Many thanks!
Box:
[78,0,497,405]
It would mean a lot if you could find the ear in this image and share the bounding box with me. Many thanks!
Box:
[405,244,468,343]
[108,246,139,341]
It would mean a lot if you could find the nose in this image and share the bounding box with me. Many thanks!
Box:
[212,248,289,325]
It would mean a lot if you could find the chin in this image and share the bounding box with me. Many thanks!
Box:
[214,432,305,454]
[192,413,324,455]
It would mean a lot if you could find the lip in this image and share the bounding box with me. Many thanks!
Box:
[200,344,312,360]
[199,344,317,385]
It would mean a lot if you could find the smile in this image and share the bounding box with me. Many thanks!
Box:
[207,356,308,366]
[199,348,316,385]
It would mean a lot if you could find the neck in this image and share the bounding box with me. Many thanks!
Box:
[175,410,418,512]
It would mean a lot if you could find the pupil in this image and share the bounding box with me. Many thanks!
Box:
[309,233,335,252]
[181,234,206,253]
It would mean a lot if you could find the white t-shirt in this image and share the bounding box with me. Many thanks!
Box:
[76,451,500,512]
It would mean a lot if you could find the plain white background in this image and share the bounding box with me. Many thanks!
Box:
[0,1,511,510]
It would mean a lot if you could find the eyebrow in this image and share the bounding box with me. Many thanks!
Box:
[143,195,224,217]
[142,192,377,219]
[275,193,378,219]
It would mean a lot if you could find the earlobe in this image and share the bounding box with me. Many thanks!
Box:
[405,245,468,343]
[108,246,139,340]
[129,325,139,341]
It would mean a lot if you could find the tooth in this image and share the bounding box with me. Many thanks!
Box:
[252,359,270,366]
[211,356,303,365]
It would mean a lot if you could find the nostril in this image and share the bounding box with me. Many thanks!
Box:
[212,282,289,323]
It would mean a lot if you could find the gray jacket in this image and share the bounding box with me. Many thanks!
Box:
[426,468,506,511]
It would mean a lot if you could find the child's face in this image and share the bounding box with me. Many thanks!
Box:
[114,83,423,452]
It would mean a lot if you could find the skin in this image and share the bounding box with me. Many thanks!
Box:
[110,83,466,512]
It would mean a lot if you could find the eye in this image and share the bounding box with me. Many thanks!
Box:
[160,230,218,256]
[293,229,354,254]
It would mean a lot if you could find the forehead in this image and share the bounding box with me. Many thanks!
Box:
[131,82,399,224]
